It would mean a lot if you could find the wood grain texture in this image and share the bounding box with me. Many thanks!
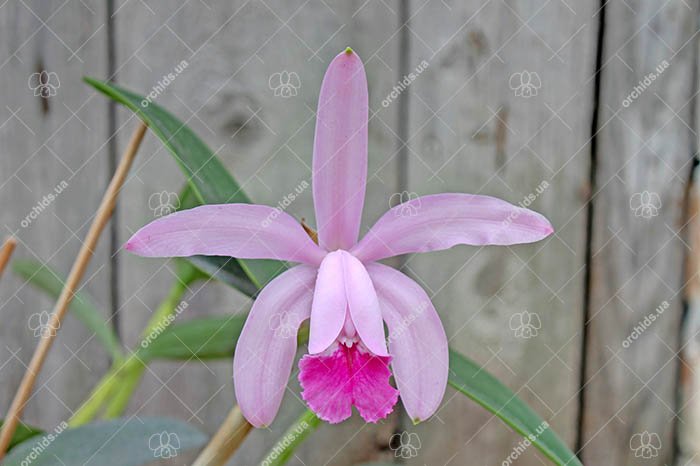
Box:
[402,1,596,464]
[0,0,112,429]
[581,1,696,464]
[2,1,698,465]
[112,1,402,464]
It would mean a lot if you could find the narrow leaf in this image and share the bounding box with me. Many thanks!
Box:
[84,77,283,291]
[448,349,581,466]
[138,315,246,361]
[13,260,122,361]
[0,420,42,452]
[2,417,207,466]
[187,256,259,297]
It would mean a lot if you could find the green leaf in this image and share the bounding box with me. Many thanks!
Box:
[0,420,42,452]
[448,349,581,466]
[13,260,122,361]
[2,417,207,466]
[187,256,259,297]
[138,315,246,361]
[84,77,284,292]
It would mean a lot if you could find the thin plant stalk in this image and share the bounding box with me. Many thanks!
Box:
[0,237,17,280]
[0,121,147,461]
[67,365,123,426]
[192,406,253,466]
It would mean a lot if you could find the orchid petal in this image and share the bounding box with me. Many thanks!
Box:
[126,204,326,266]
[341,251,388,356]
[233,265,317,427]
[352,194,554,262]
[308,251,346,354]
[367,263,448,422]
[312,49,368,250]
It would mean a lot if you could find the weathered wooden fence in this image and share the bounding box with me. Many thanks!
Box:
[0,0,697,464]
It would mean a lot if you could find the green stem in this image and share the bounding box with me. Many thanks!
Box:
[258,410,321,466]
[102,364,145,418]
[68,365,123,427]
[101,278,189,418]
[71,261,201,424]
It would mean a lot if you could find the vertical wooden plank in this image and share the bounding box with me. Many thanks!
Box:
[404,1,596,464]
[678,163,700,465]
[582,1,696,464]
[113,1,403,463]
[0,0,111,427]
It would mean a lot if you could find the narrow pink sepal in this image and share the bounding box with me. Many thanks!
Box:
[126,204,326,266]
[312,49,368,251]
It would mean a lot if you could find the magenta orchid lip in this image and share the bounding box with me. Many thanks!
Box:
[125,48,554,427]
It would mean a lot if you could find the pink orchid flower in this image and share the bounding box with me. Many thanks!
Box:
[126,48,553,427]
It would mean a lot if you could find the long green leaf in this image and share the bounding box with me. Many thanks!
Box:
[84,77,283,292]
[138,315,246,361]
[187,256,259,297]
[13,260,122,361]
[0,420,42,452]
[2,417,207,466]
[448,349,581,466]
